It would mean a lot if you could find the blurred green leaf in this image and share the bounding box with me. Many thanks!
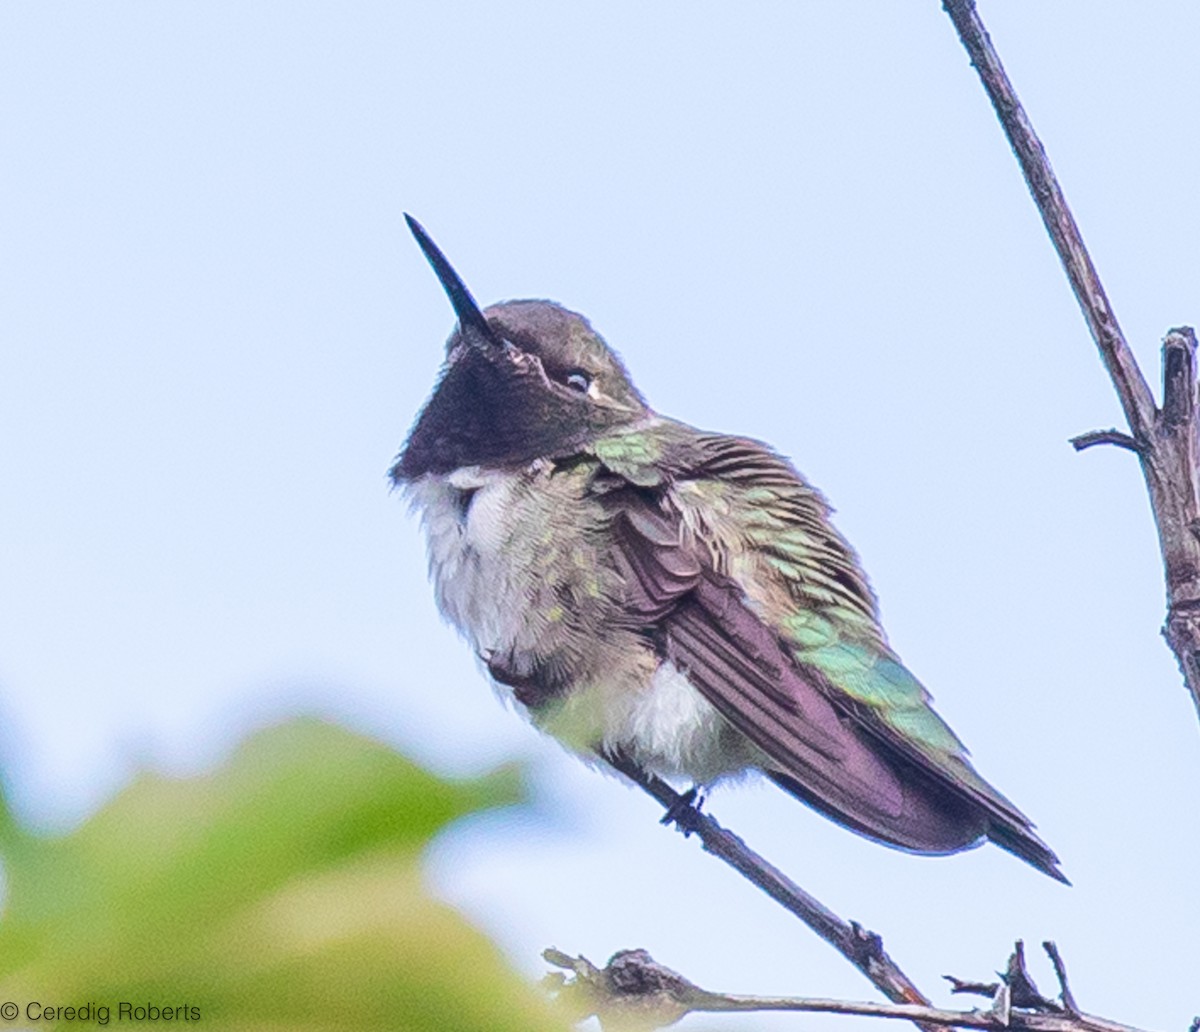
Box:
[0,717,568,1031]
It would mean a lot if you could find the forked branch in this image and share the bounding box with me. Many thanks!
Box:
[942,1,1200,723]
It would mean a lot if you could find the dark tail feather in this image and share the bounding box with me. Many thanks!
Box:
[987,821,1070,885]
[771,767,1070,885]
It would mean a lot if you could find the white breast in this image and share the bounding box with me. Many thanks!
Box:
[405,467,531,658]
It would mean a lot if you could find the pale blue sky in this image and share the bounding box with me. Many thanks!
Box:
[2,3,1198,1029]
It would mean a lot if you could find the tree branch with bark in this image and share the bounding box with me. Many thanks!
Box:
[543,942,1151,1032]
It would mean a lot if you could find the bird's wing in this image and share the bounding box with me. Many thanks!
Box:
[592,427,1063,877]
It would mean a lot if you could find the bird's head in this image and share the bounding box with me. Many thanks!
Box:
[392,216,648,481]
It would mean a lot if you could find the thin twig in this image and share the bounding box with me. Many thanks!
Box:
[945,976,1002,999]
[1043,942,1080,1016]
[1069,430,1143,454]
[941,2,1200,724]
[603,753,938,1030]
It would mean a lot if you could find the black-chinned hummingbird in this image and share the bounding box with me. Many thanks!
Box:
[392,215,1065,883]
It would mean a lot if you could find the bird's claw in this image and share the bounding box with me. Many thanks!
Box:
[660,787,705,836]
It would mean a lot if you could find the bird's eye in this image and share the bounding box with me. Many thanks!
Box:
[564,370,591,394]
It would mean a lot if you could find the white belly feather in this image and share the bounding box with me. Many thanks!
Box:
[405,467,756,785]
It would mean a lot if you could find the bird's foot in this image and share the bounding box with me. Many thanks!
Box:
[660,787,706,836]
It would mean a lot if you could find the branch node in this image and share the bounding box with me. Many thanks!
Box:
[543,947,697,1031]
[850,920,886,964]
[1003,941,1055,1010]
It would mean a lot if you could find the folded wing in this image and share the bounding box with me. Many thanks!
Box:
[598,431,1064,880]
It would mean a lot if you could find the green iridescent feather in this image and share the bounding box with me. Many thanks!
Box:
[591,420,1009,808]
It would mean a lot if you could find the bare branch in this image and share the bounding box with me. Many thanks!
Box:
[545,947,1153,1032]
[941,2,1200,725]
[603,752,938,1028]
[940,0,1156,441]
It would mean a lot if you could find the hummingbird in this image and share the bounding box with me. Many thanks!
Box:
[393,215,1065,883]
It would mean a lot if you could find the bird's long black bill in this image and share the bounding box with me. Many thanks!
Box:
[404,214,498,346]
